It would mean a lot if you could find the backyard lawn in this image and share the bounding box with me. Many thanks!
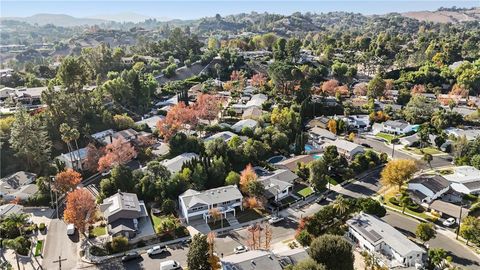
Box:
[91,226,107,237]
[297,187,315,198]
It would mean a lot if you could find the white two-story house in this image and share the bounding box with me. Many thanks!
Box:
[179,185,243,223]
[347,213,426,269]
[372,120,414,135]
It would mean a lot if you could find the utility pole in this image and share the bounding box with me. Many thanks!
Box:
[456,202,464,240]
[53,256,66,270]
[55,191,59,219]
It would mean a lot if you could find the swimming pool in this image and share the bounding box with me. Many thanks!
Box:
[313,154,323,160]
[267,155,287,164]
[305,144,314,152]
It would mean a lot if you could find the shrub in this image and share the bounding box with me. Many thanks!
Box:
[39,223,46,231]
[161,199,176,215]
[137,240,146,248]
[109,236,129,253]
[389,196,400,206]
[90,245,109,256]
[296,230,312,247]
[360,198,386,217]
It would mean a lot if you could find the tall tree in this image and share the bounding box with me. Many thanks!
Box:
[97,138,136,172]
[380,159,418,191]
[187,234,210,270]
[9,109,52,173]
[367,73,386,99]
[416,222,436,244]
[54,169,82,194]
[239,164,258,193]
[63,188,96,235]
[308,234,354,270]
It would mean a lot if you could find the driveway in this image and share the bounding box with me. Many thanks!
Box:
[42,219,81,270]
[382,210,480,269]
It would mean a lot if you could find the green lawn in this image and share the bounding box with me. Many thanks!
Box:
[410,147,442,155]
[34,240,43,257]
[236,209,267,224]
[375,132,397,142]
[384,194,431,220]
[297,187,315,198]
[208,219,230,230]
[151,214,168,233]
[91,226,107,237]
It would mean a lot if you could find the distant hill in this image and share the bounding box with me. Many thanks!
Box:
[402,7,480,23]
[0,13,109,27]
[87,12,171,23]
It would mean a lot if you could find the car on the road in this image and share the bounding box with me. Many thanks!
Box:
[66,224,75,235]
[160,260,181,270]
[147,245,166,256]
[121,251,141,262]
[315,195,326,203]
[361,143,372,148]
[442,217,456,227]
[234,245,248,254]
[268,216,284,224]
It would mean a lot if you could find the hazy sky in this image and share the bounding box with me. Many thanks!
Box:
[1,1,478,19]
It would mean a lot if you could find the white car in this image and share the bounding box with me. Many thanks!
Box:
[66,224,75,235]
[268,216,284,224]
[147,245,166,256]
[442,217,456,227]
[234,245,248,254]
[160,260,181,270]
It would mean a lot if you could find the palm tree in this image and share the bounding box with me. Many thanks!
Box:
[60,123,75,164]
[423,153,433,169]
[332,195,349,216]
[399,193,411,214]
[4,213,29,237]
[4,238,22,270]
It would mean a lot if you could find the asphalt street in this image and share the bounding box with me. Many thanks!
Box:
[43,219,82,270]
[354,136,452,169]
[382,210,480,270]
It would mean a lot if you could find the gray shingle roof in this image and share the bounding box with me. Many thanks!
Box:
[409,175,450,194]
[384,120,410,129]
[180,185,243,209]
[347,213,424,257]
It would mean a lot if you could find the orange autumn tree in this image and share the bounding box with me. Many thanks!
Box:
[251,73,267,88]
[54,169,82,193]
[156,102,198,141]
[239,164,258,193]
[97,137,136,172]
[327,119,337,134]
[64,188,96,235]
[321,79,339,96]
[411,84,426,95]
[195,94,223,124]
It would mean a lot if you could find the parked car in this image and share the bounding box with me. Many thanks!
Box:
[147,245,166,256]
[66,224,75,235]
[442,217,456,227]
[315,195,325,203]
[160,260,181,270]
[361,143,372,148]
[234,245,248,254]
[121,251,141,262]
[268,216,284,224]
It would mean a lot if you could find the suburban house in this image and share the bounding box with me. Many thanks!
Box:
[0,204,24,218]
[205,131,244,143]
[258,169,299,202]
[372,120,414,135]
[0,171,38,201]
[99,191,150,239]
[92,128,150,145]
[161,152,199,174]
[445,127,480,141]
[231,119,258,132]
[135,115,164,131]
[56,147,88,171]
[242,106,263,119]
[178,185,243,223]
[346,213,426,268]
[231,93,268,113]
[342,115,370,130]
[428,200,469,220]
[274,155,314,171]
[443,166,480,194]
[221,248,308,270]
[306,116,330,129]
[407,175,450,204]
[309,127,337,148]
[324,139,365,159]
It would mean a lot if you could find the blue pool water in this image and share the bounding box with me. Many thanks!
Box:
[313,154,323,160]
[305,144,314,151]
[267,155,286,164]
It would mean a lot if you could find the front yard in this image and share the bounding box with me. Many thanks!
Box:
[375,132,398,143]
[208,219,230,230]
[91,226,107,237]
[236,208,268,224]
[405,146,443,155]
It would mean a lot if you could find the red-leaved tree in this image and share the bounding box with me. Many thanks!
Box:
[194,94,223,124]
[84,143,106,172]
[97,137,136,171]
[251,73,267,88]
[54,168,82,193]
[321,79,340,96]
[156,102,198,141]
[63,188,96,235]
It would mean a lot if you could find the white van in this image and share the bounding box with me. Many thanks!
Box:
[66,224,75,235]
[160,260,181,270]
